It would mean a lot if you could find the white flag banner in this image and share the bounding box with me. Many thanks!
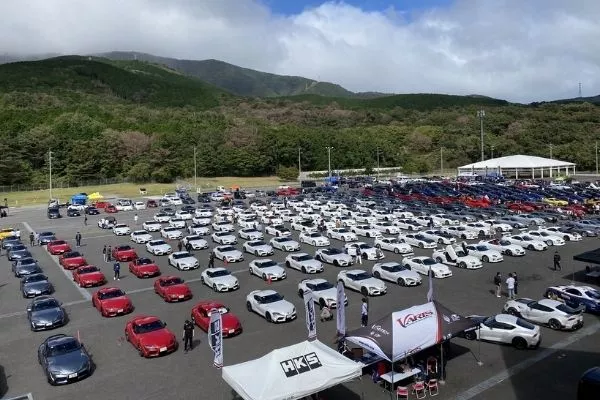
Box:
[336,281,346,335]
[208,309,223,369]
[427,267,434,302]
[304,291,317,341]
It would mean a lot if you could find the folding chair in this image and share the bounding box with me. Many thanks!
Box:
[426,356,438,376]
[427,379,439,396]
[396,386,409,399]
[413,381,426,399]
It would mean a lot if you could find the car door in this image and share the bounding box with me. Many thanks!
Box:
[526,302,550,323]
[413,260,425,275]
[254,295,265,316]
[479,318,500,342]
[564,288,583,308]
[198,309,209,331]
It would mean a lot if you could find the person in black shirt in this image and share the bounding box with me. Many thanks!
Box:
[208,252,215,268]
[553,251,561,271]
[183,320,195,352]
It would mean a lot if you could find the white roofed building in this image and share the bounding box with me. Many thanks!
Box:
[458,155,576,179]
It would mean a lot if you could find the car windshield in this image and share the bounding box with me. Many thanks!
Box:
[325,248,342,255]
[79,266,99,274]
[187,236,201,241]
[11,245,26,251]
[475,246,488,251]
[32,299,60,311]
[115,224,127,228]
[210,269,230,277]
[257,260,279,268]
[312,281,334,291]
[499,240,512,246]
[173,252,191,259]
[136,258,152,264]
[250,241,267,246]
[207,307,229,316]
[51,240,66,245]
[48,339,81,357]
[336,228,350,233]
[259,293,284,303]
[64,252,81,258]
[135,320,165,334]
[358,244,372,249]
[295,254,313,261]
[215,232,229,237]
[309,233,320,238]
[25,274,47,282]
[39,232,54,237]
[385,263,405,272]
[349,272,371,281]
[219,246,236,252]
[386,238,399,244]
[164,227,177,232]
[163,277,183,285]
[516,318,536,330]
[556,304,581,314]
[422,258,437,265]
[151,240,167,246]
[98,289,125,300]
[133,231,148,235]
[585,290,600,299]
[19,258,36,264]
[117,246,132,251]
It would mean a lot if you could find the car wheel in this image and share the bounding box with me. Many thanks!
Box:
[266,313,273,323]
[548,319,562,330]
[328,233,333,238]
[482,255,489,263]
[298,289,304,298]
[138,346,145,357]
[333,260,339,267]
[200,276,205,283]
[360,287,369,296]
[459,262,467,268]
[464,330,477,340]
[512,337,527,350]
[545,240,552,246]
[246,301,253,312]
[262,273,268,281]
[301,266,307,274]
[418,242,424,248]
[438,238,445,244]
[505,249,513,256]
[436,257,444,263]
[527,245,535,250]
[507,308,520,317]
[366,233,371,238]
[212,284,218,292]
[397,278,406,286]
[461,235,467,239]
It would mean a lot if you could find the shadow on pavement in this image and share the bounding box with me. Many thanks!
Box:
[0,364,8,397]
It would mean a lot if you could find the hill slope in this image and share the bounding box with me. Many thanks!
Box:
[0,56,226,108]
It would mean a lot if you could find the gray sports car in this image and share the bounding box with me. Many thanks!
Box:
[38,334,93,385]
[27,296,67,331]
[38,232,57,245]
[1,237,21,250]
[21,273,54,298]
[8,245,32,261]
[13,258,43,278]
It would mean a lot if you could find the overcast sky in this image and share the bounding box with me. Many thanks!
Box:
[2,0,600,102]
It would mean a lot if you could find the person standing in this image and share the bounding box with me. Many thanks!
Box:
[208,251,215,269]
[107,245,113,262]
[177,240,183,252]
[84,215,88,226]
[15,229,21,239]
[506,273,515,299]
[513,272,519,295]
[185,241,192,253]
[183,319,195,352]
[35,232,40,245]
[113,261,121,280]
[348,245,358,264]
[102,245,107,262]
[75,232,82,247]
[494,272,502,298]
[29,232,35,246]
[553,251,562,271]
[134,214,139,225]
[361,298,369,327]
[356,249,363,265]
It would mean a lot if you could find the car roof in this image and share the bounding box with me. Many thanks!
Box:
[196,301,225,310]
[345,269,367,274]
[32,295,56,303]
[46,334,75,346]
[98,287,122,293]
[494,314,518,324]
[303,278,327,284]
[206,267,227,272]
[256,289,278,296]
[378,262,401,267]
[538,298,562,307]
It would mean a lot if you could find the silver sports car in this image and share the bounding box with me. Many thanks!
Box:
[27,296,67,331]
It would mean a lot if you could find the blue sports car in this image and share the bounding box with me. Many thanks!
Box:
[544,285,600,314]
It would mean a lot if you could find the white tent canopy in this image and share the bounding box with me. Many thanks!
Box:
[222,340,362,400]
[458,155,576,179]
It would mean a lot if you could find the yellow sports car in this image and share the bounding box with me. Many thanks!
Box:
[542,197,568,207]
[0,228,16,239]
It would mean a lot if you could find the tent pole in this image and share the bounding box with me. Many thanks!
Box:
[477,327,483,366]
[439,343,446,385]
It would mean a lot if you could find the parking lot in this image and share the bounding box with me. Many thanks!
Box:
[0,199,599,400]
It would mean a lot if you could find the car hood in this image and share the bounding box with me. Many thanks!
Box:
[153,244,172,250]
[163,284,192,295]
[431,264,451,272]
[359,277,385,288]
[139,329,175,347]
[63,257,86,264]
[331,253,353,261]
[268,300,295,314]
[23,281,52,291]
[300,259,322,268]
[79,272,105,281]
[253,245,272,251]
[395,270,421,280]
[31,308,63,323]
[102,297,131,309]
[174,257,197,264]
[315,287,338,299]
[117,249,137,255]
[260,266,285,275]
[213,275,239,286]
[222,250,243,257]
[221,313,242,330]
[47,350,88,373]
[136,264,160,271]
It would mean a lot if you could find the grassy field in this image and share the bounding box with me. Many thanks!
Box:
[1,177,287,207]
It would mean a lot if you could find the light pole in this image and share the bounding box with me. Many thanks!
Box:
[376,146,382,177]
[193,146,197,189]
[440,147,444,174]
[596,141,598,175]
[549,144,553,159]
[48,150,53,199]
[491,145,495,159]
[477,109,485,162]
[298,147,301,176]
[326,147,334,179]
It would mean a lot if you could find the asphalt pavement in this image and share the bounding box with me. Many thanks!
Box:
[0,202,599,400]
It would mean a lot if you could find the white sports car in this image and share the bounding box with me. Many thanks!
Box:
[192,217,211,226]
[269,237,301,252]
[479,239,526,256]
[542,226,583,242]
[153,213,171,223]
[249,259,286,281]
[290,220,318,233]
[264,225,292,237]
[354,214,377,224]
[544,285,600,314]
[212,232,238,245]
[344,242,385,260]
[201,267,240,292]
[161,227,183,240]
[130,230,153,244]
[182,235,208,250]
[169,219,187,229]
[393,219,421,231]
[372,262,422,286]
[526,230,566,246]
[194,209,213,218]
[246,290,296,323]
[421,230,456,245]
[213,245,244,263]
[370,221,400,235]
[113,224,131,236]
[442,226,478,240]
[260,214,283,225]
[462,314,541,349]
[167,251,200,271]
[243,240,274,256]
[315,248,353,267]
[483,219,513,233]
[464,222,493,237]
[298,278,347,308]
[174,210,193,220]
[299,232,330,246]
[350,225,382,238]
[337,269,387,296]
[327,228,358,242]
[238,228,264,241]
[142,221,162,232]
[373,237,413,255]
[134,201,146,210]
[398,233,437,249]
[503,298,584,330]
[432,246,483,269]
[285,253,324,274]
[212,221,235,232]
[146,239,173,256]
[464,244,504,263]
[400,256,453,278]
[505,235,548,251]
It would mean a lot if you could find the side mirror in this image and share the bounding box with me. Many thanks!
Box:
[163,322,167,326]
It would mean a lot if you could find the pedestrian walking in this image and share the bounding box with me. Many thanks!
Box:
[35,232,40,245]
[107,245,112,262]
[361,298,369,327]
[553,251,562,271]
[102,245,107,262]
[356,249,363,265]
[134,214,138,225]
[494,272,502,298]
[513,272,518,295]
[113,262,121,280]
[506,273,516,299]
[29,232,35,246]
[177,240,183,252]
[15,229,21,239]
[75,232,82,247]
[348,245,358,263]
[208,251,215,269]
[185,241,192,253]
[84,215,88,226]
[182,319,195,352]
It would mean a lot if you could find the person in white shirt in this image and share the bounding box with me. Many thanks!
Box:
[361,298,368,327]
[15,229,21,239]
[348,246,358,263]
[506,273,516,299]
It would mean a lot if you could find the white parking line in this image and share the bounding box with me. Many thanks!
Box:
[0,299,89,320]
[453,321,600,400]
[22,221,92,301]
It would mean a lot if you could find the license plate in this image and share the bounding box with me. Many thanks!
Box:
[118,309,124,313]
[178,295,184,299]
[45,323,53,326]
[68,373,77,379]
[160,347,167,352]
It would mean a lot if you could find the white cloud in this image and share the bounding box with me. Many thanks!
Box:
[1,0,600,102]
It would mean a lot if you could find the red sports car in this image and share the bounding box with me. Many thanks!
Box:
[59,251,87,270]
[93,201,111,209]
[92,287,133,317]
[73,265,106,287]
[124,315,178,357]
[105,205,118,213]
[153,276,193,302]
[112,245,138,262]
[146,200,158,208]
[47,240,72,255]
[129,257,161,279]
[190,301,242,337]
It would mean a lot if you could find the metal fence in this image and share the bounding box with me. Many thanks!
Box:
[0,178,129,193]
